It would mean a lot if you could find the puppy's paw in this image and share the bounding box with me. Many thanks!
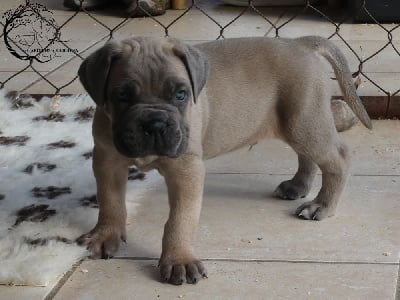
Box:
[76,224,126,259]
[159,257,207,285]
[295,201,333,221]
[274,180,309,200]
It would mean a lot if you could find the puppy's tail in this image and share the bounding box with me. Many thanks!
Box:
[298,36,372,130]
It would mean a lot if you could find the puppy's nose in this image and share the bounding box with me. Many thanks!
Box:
[144,120,167,136]
[152,121,166,130]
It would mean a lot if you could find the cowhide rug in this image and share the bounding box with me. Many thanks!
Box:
[0,90,160,287]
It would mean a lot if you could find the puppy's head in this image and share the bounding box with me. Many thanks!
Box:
[78,37,208,158]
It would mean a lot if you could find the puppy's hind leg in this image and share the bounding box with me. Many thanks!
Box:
[274,154,318,200]
[295,141,350,220]
[284,124,350,221]
[277,79,350,220]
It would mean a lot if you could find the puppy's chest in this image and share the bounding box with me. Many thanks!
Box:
[130,156,159,171]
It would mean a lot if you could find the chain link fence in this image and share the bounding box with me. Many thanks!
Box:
[0,0,399,116]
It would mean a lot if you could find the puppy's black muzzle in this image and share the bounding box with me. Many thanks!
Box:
[113,104,189,158]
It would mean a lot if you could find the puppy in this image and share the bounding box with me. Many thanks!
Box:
[77,36,372,285]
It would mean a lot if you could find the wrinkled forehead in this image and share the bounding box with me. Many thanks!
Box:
[108,38,189,92]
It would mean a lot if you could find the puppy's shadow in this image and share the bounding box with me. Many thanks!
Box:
[204,175,280,202]
[204,174,310,221]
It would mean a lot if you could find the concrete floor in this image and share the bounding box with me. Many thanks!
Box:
[0,0,399,299]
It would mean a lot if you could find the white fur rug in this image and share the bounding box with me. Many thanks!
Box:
[0,90,161,287]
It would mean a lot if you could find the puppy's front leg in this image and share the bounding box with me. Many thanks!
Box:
[77,145,129,259]
[158,155,207,285]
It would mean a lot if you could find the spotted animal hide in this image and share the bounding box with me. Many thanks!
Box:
[0,91,160,286]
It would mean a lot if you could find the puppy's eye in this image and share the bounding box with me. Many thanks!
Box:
[115,83,137,104]
[117,89,130,102]
[175,90,187,102]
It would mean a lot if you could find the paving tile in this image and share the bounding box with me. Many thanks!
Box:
[0,285,52,300]
[341,120,400,175]
[277,10,400,42]
[354,73,400,97]
[0,1,131,84]
[22,74,83,94]
[1,6,129,90]
[0,0,23,14]
[21,52,92,94]
[53,259,398,300]
[117,172,399,263]
[114,7,284,40]
[0,42,33,73]
[20,38,109,94]
[328,40,400,74]
[338,23,400,42]
[330,71,400,97]
[0,14,125,72]
[274,6,400,41]
[21,70,83,94]
[366,73,400,96]
[0,71,42,92]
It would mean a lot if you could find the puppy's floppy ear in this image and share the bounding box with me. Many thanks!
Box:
[171,40,209,103]
[78,41,122,106]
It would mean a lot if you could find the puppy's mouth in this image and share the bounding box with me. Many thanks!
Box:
[113,108,189,158]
